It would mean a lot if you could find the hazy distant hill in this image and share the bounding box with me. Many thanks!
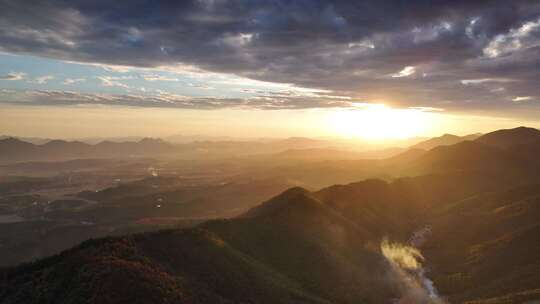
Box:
[165,134,235,144]
[0,137,175,162]
[252,127,540,188]
[3,132,491,164]
[411,133,481,150]
[0,136,339,162]
[269,147,404,162]
[0,136,51,145]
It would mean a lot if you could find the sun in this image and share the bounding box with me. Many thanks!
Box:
[329,104,433,140]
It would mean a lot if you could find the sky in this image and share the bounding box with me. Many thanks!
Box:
[1,0,540,139]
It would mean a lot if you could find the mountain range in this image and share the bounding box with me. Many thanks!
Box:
[0,131,483,163]
[2,127,540,303]
[0,137,174,162]
[0,136,343,162]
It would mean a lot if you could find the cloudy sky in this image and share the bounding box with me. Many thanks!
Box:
[1,0,540,138]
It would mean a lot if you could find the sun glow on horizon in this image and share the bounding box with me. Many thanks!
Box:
[329,104,436,140]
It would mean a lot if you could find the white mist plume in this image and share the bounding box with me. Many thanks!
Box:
[381,228,447,304]
[147,167,159,177]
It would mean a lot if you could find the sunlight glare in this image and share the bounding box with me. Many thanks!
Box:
[329,104,433,139]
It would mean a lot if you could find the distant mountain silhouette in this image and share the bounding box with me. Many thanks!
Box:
[411,133,481,150]
[0,135,51,145]
[0,136,339,162]
[269,147,403,162]
[383,127,540,176]
[475,126,540,149]
[0,137,175,161]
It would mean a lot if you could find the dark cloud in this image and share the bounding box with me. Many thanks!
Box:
[0,0,539,111]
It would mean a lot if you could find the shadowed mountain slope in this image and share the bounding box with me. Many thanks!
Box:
[0,185,400,304]
[424,183,540,303]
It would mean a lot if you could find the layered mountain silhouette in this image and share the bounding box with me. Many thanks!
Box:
[411,133,481,150]
[257,127,540,188]
[405,127,540,175]
[2,127,540,303]
[0,137,175,161]
[0,136,334,162]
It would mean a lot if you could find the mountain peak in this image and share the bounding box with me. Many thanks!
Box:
[475,126,540,149]
[41,140,89,148]
[440,133,459,138]
[242,186,312,218]
[411,133,474,150]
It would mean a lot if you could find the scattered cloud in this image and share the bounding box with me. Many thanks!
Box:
[391,66,416,78]
[187,83,215,90]
[348,40,375,49]
[96,76,132,89]
[32,75,54,84]
[512,96,534,102]
[460,78,516,85]
[490,87,506,93]
[142,74,180,82]
[0,72,25,81]
[220,33,254,47]
[63,78,86,85]
[484,17,540,58]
